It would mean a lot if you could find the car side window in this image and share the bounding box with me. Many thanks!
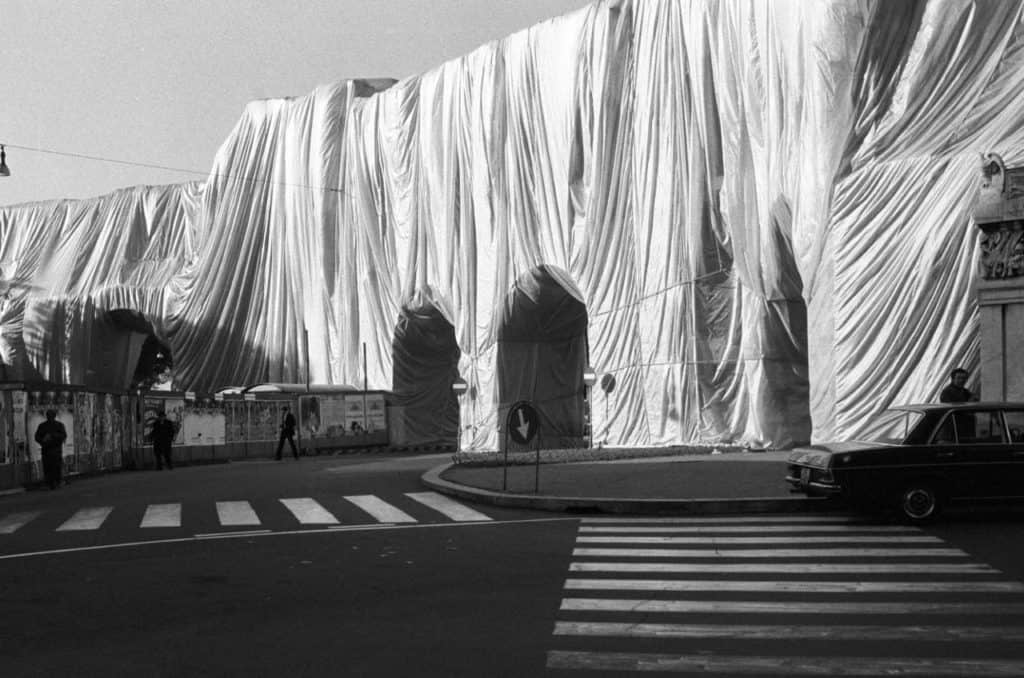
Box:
[1004,410,1024,443]
[931,415,956,445]
[956,410,1006,444]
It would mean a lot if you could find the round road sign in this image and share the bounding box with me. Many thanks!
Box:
[507,401,539,445]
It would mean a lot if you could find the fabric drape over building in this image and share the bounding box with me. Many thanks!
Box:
[3,0,1022,450]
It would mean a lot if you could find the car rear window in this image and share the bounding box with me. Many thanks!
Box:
[861,409,924,444]
[1004,410,1024,443]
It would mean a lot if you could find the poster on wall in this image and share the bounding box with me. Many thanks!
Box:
[366,393,387,433]
[247,400,289,441]
[298,394,348,439]
[12,391,26,445]
[74,392,94,465]
[92,394,109,461]
[104,395,124,468]
[344,395,365,434]
[224,401,246,442]
[184,402,226,446]
[299,396,322,439]
[344,394,387,434]
[0,395,8,465]
[320,395,348,437]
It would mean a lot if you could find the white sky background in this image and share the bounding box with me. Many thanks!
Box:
[0,0,592,207]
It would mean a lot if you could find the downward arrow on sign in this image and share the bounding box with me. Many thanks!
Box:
[516,408,531,440]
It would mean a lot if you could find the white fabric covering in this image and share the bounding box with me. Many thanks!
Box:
[3,0,1022,450]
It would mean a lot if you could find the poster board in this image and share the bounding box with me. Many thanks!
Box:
[299,394,349,439]
[344,395,366,433]
[184,403,226,446]
[224,400,246,442]
[246,399,291,442]
[299,395,322,439]
[344,393,387,434]
[12,391,26,446]
[366,393,387,432]
[0,394,8,465]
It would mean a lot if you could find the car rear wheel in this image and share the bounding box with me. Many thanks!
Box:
[899,483,942,523]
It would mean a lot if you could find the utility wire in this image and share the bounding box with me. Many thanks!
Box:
[3,143,209,177]
[0,142,346,195]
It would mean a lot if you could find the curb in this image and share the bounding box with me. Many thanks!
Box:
[421,462,838,515]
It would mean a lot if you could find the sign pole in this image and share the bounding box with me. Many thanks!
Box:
[535,430,540,494]
[362,342,368,432]
[506,400,540,495]
[503,423,509,491]
[304,327,310,391]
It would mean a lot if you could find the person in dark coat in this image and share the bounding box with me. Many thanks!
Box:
[276,406,298,460]
[151,411,177,470]
[940,367,978,403]
[34,409,67,490]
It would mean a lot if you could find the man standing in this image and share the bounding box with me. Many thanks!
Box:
[276,406,299,460]
[151,411,177,470]
[34,409,67,490]
[940,367,979,403]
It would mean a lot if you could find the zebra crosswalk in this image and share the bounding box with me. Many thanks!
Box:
[0,491,493,537]
[548,515,1024,676]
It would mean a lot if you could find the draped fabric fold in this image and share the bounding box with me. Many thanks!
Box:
[2,0,1019,449]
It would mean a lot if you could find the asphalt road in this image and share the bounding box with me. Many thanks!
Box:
[3,454,1024,677]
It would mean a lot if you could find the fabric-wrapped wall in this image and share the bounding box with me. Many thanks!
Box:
[3,0,1024,450]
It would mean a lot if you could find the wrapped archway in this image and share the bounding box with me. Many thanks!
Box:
[497,265,588,449]
[390,294,460,448]
[98,309,172,391]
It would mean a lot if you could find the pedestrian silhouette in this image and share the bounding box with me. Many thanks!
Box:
[34,409,67,490]
[276,406,299,460]
[151,411,177,470]
[940,367,978,403]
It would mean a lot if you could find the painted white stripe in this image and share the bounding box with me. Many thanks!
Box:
[576,535,943,545]
[560,598,1024,615]
[56,507,113,531]
[195,530,271,538]
[344,495,417,523]
[279,498,339,525]
[216,501,261,526]
[563,578,1024,593]
[553,621,1024,641]
[404,492,492,522]
[0,511,41,534]
[546,651,1024,675]
[579,525,919,534]
[140,504,182,528]
[0,517,579,561]
[581,516,858,524]
[573,547,969,558]
[569,562,1000,574]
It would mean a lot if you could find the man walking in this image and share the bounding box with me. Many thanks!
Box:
[34,409,67,490]
[151,411,177,470]
[276,405,299,460]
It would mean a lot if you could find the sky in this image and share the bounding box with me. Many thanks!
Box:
[0,0,592,207]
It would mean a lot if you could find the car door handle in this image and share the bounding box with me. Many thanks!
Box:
[936,452,956,458]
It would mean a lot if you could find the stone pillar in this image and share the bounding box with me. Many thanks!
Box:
[974,154,1024,401]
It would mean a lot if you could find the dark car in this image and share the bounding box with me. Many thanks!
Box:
[786,402,1024,522]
